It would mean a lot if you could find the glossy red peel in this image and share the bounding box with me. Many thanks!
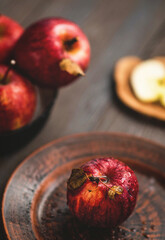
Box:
[67,157,139,228]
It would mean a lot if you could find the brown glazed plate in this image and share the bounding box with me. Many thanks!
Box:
[2,132,165,240]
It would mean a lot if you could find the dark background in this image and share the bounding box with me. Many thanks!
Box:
[0,0,165,238]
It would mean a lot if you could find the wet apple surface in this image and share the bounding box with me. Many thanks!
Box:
[67,158,139,228]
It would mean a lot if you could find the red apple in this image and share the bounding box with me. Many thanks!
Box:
[13,17,90,88]
[0,64,36,132]
[67,157,139,228]
[0,15,23,63]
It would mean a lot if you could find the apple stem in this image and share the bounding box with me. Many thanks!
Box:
[1,59,16,84]
[86,172,123,193]
[64,37,78,51]
[99,179,112,189]
[86,173,110,187]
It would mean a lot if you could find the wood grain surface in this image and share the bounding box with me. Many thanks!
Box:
[0,0,165,239]
[2,133,165,240]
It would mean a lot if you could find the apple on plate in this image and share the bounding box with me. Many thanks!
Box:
[67,157,139,228]
[13,17,90,88]
[0,14,23,64]
[130,59,165,107]
[0,63,37,133]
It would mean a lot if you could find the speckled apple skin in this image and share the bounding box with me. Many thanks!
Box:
[13,18,90,88]
[0,15,23,63]
[0,65,36,132]
[67,157,139,228]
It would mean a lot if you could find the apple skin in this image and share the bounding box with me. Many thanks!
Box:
[0,65,37,132]
[0,15,23,63]
[13,17,90,88]
[67,157,139,228]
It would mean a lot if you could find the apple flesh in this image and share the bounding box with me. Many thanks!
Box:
[0,65,36,132]
[67,157,139,228]
[130,59,165,107]
[13,18,90,88]
[0,15,23,63]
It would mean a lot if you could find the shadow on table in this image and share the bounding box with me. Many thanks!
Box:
[110,71,165,129]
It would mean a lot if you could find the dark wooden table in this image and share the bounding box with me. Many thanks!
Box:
[0,0,165,239]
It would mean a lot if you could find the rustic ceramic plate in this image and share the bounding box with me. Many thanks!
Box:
[2,133,165,240]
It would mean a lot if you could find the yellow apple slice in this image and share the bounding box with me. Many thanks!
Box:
[130,60,165,106]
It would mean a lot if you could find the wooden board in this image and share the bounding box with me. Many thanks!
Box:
[114,56,165,120]
[2,133,165,239]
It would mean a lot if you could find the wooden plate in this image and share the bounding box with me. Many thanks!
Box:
[2,132,165,240]
[114,56,165,120]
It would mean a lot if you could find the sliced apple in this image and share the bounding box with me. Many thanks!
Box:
[130,59,165,107]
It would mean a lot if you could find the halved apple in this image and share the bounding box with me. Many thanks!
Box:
[130,59,165,107]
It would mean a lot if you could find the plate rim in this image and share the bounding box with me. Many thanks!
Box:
[2,132,165,239]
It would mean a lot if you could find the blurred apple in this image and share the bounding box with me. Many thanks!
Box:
[131,59,165,107]
[0,15,23,63]
[0,63,36,132]
[13,17,90,88]
[67,157,139,228]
